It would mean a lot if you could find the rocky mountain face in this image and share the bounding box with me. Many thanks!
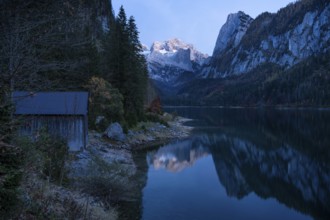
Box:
[157,0,330,106]
[212,11,253,58]
[202,0,330,78]
[145,38,209,83]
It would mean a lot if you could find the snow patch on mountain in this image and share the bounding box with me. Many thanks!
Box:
[145,38,209,82]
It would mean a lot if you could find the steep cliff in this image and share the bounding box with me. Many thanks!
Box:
[202,0,330,78]
[212,11,253,58]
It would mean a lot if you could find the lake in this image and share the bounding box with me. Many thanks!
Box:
[129,107,330,220]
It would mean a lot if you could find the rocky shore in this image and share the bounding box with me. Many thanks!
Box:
[66,115,193,219]
[70,115,193,176]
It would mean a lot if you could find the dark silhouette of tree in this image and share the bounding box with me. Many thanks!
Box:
[104,6,148,126]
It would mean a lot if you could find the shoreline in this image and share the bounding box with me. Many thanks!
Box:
[66,115,194,219]
[16,115,194,220]
[69,115,194,183]
[164,105,330,110]
[127,117,194,151]
[80,116,193,161]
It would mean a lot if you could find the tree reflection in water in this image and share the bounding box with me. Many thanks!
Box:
[145,107,330,220]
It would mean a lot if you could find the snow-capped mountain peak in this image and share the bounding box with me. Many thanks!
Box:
[151,38,191,52]
[145,38,209,83]
[148,38,208,70]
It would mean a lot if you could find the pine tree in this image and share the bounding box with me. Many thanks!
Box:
[127,16,148,120]
[104,6,148,126]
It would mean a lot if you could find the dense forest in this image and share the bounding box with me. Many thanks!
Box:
[0,0,148,217]
[165,51,330,106]
[0,0,148,127]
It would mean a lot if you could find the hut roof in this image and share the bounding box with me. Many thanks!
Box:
[13,91,88,115]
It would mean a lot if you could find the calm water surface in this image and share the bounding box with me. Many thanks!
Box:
[135,108,330,220]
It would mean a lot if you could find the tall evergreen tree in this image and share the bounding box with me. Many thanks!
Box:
[104,6,127,89]
[104,6,148,126]
[127,16,148,120]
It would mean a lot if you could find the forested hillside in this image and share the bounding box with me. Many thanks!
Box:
[0,0,148,217]
[171,52,330,106]
[0,0,148,126]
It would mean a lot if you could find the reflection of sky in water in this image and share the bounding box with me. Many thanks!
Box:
[141,108,330,220]
[143,156,311,220]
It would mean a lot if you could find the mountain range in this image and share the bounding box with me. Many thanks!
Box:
[146,0,330,106]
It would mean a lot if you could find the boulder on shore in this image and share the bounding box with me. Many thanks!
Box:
[104,122,126,142]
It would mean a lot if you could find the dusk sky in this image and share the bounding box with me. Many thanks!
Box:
[112,0,295,55]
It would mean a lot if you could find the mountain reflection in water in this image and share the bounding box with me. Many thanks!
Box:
[147,138,210,172]
[143,108,330,220]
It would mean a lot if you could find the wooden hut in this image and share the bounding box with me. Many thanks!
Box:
[13,91,88,151]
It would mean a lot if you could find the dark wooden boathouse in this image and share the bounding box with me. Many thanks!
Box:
[13,91,88,151]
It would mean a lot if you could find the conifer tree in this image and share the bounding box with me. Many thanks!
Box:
[127,16,148,120]
[104,6,148,126]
